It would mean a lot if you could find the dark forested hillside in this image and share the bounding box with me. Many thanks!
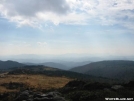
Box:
[0,60,25,70]
[70,60,134,80]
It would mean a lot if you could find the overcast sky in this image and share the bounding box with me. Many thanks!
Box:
[0,0,134,56]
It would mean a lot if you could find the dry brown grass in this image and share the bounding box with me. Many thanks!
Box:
[0,74,72,93]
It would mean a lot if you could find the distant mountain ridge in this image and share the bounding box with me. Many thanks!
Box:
[40,62,68,70]
[0,60,90,70]
[61,61,91,68]
[24,61,92,70]
[24,62,68,70]
[70,60,134,80]
[0,60,25,70]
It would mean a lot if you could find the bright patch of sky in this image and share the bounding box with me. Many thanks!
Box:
[0,0,134,56]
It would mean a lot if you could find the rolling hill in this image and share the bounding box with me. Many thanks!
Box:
[40,62,68,70]
[60,61,91,69]
[23,61,91,70]
[23,62,68,70]
[7,65,119,83]
[0,60,25,70]
[70,60,134,80]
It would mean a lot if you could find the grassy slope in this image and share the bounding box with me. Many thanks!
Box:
[0,74,72,93]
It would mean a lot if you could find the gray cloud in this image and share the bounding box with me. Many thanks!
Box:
[1,0,70,17]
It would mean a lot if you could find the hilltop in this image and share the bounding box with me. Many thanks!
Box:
[70,60,134,80]
[0,60,25,70]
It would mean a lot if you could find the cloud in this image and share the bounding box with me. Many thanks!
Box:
[37,42,47,47]
[0,0,134,29]
[0,0,71,27]
[0,0,70,16]
[80,0,134,29]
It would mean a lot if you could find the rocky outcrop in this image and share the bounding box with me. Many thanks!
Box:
[111,85,123,90]
[14,90,67,101]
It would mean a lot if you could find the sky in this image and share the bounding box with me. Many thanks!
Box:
[0,0,134,57]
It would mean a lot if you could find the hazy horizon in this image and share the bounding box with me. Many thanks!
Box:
[0,0,134,57]
[0,53,134,63]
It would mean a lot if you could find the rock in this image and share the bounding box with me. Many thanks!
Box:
[0,93,9,99]
[53,96,67,101]
[15,90,29,101]
[33,93,44,98]
[111,85,123,90]
[27,98,33,101]
[34,97,53,101]
[126,80,134,88]
[47,92,60,97]
[14,90,67,101]
[46,92,66,101]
